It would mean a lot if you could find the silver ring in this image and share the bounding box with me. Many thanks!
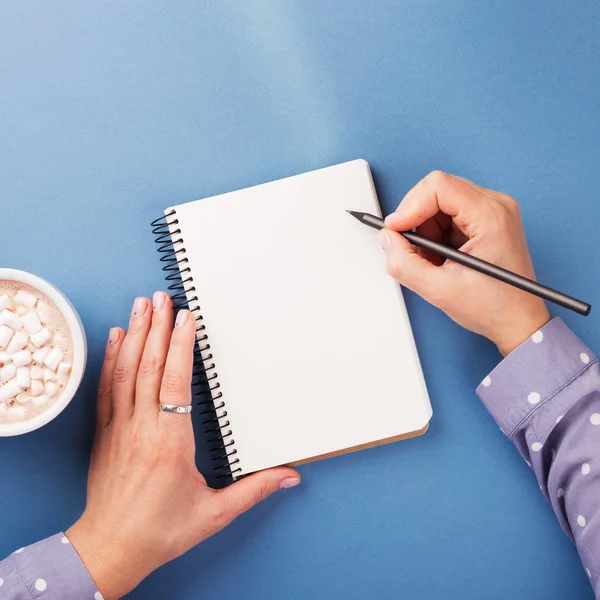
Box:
[159,403,193,414]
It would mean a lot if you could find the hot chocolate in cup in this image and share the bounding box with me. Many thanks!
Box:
[0,269,87,436]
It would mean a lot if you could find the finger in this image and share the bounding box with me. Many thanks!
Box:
[414,216,446,266]
[135,292,174,418]
[112,297,152,422]
[455,175,504,203]
[96,327,125,428]
[385,171,486,237]
[380,228,449,305]
[420,210,469,249]
[455,175,490,195]
[212,467,300,526]
[158,309,195,433]
[449,220,469,249]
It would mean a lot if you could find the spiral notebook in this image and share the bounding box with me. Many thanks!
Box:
[151,160,432,479]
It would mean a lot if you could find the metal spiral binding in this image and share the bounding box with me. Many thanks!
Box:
[151,211,242,479]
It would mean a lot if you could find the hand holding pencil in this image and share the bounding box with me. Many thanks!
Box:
[366,171,572,356]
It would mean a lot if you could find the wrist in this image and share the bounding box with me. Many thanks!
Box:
[492,307,551,356]
[66,516,151,600]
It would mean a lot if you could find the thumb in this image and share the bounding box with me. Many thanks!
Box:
[380,228,447,304]
[214,467,301,524]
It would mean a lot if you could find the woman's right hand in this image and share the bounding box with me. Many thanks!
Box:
[381,171,550,356]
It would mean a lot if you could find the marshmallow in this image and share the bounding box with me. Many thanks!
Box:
[53,332,69,348]
[6,404,27,420]
[0,325,13,349]
[22,312,43,335]
[0,364,16,382]
[0,380,20,402]
[30,380,44,397]
[32,346,50,364]
[30,328,51,347]
[0,351,10,365]
[30,365,44,380]
[44,347,63,371]
[37,303,50,325]
[16,367,30,390]
[6,331,28,354]
[11,350,31,368]
[31,394,49,407]
[14,291,36,308]
[44,368,57,382]
[16,305,28,316]
[0,309,21,330]
[16,393,30,405]
[45,381,59,397]
[0,295,11,311]
[58,362,71,379]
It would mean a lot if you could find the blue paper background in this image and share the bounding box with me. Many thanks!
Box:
[1,2,598,598]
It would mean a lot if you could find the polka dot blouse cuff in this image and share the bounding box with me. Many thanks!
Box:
[0,533,103,599]
[478,317,600,593]
[477,317,597,439]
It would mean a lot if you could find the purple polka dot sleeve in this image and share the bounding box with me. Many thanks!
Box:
[477,317,599,593]
[0,533,102,599]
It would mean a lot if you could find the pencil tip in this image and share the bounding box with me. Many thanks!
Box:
[346,209,362,220]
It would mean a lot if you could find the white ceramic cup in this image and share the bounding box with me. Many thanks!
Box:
[0,268,87,436]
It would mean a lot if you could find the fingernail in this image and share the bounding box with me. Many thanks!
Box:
[379,229,390,250]
[279,477,301,490]
[108,328,120,345]
[132,297,148,317]
[153,291,166,312]
[385,215,402,229]
[175,310,190,328]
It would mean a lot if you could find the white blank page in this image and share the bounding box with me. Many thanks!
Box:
[168,160,432,477]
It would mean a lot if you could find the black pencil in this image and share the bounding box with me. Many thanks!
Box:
[347,210,591,317]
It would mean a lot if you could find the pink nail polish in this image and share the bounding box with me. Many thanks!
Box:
[279,477,301,490]
[132,297,147,317]
[153,291,166,312]
[108,328,119,345]
[175,310,189,328]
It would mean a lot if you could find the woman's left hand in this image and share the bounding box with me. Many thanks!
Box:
[67,292,300,600]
